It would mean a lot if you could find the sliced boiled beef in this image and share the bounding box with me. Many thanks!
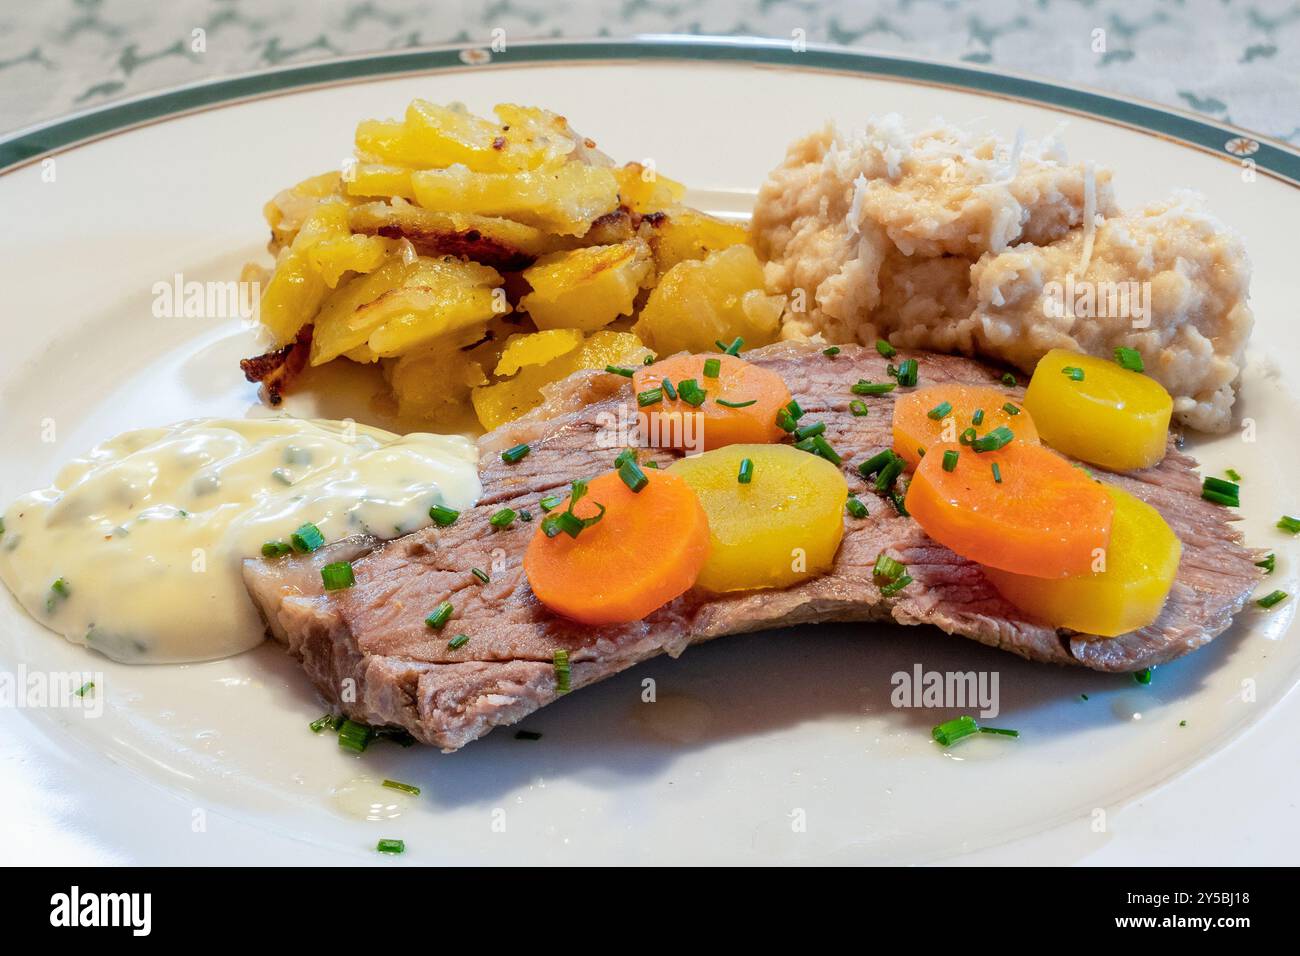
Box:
[244,342,1262,750]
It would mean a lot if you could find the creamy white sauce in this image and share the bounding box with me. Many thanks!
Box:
[0,418,480,663]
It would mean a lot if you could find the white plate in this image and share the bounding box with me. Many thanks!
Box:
[2,38,1297,865]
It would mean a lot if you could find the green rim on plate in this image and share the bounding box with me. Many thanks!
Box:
[2,36,1297,182]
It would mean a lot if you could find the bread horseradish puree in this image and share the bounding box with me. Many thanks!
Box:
[0,418,480,663]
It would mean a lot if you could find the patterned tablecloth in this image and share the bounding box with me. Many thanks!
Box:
[2,0,1297,144]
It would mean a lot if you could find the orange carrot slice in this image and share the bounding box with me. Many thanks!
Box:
[904,441,1114,578]
[632,353,791,452]
[892,384,1038,470]
[524,469,710,625]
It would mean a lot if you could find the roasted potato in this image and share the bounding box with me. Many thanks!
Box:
[471,329,649,429]
[520,240,653,332]
[643,206,751,273]
[634,245,783,355]
[247,98,772,430]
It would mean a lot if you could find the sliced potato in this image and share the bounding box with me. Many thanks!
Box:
[349,199,562,268]
[310,255,504,364]
[409,162,620,236]
[634,245,783,355]
[345,164,416,200]
[520,240,653,332]
[471,330,648,430]
[495,328,584,376]
[263,171,344,250]
[306,234,396,287]
[644,206,750,273]
[259,200,354,344]
[386,345,490,425]
[614,162,685,214]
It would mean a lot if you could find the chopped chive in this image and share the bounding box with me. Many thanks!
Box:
[942,449,959,472]
[501,443,530,464]
[376,839,405,854]
[74,681,94,698]
[309,714,339,733]
[846,496,868,518]
[425,601,454,629]
[519,512,532,525]
[618,458,648,492]
[471,567,490,584]
[290,522,326,553]
[1256,554,1275,574]
[338,719,374,753]
[926,401,952,421]
[972,426,1015,452]
[971,409,985,426]
[958,426,977,445]
[795,421,826,440]
[775,408,798,432]
[1279,515,1300,535]
[1134,667,1153,685]
[553,649,571,694]
[644,461,659,469]
[917,447,925,458]
[716,337,744,356]
[894,359,918,386]
[823,346,841,357]
[1114,347,1144,372]
[702,358,721,378]
[810,435,842,465]
[716,398,757,408]
[447,633,470,649]
[880,574,912,596]
[979,726,1020,738]
[1201,490,1239,508]
[851,380,896,396]
[515,729,543,741]
[858,449,895,478]
[889,488,909,516]
[849,399,868,417]
[1203,476,1240,496]
[677,378,708,407]
[873,553,905,581]
[538,494,563,512]
[785,399,805,421]
[660,377,678,401]
[643,354,655,365]
[932,715,979,747]
[1001,403,1020,416]
[874,456,904,494]
[932,715,1018,746]
[1257,590,1288,609]
[1201,477,1240,507]
[321,561,356,591]
[614,448,636,468]
[489,507,516,529]
[604,365,635,377]
[1061,366,1085,381]
[382,779,421,796]
[991,462,1003,484]
[1001,372,1017,387]
[738,458,754,484]
[261,540,292,558]
[637,388,664,407]
[876,339,897,359]
[429,504,459,527]
[1225,468,1242,481]
[1179,720,1187,727]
